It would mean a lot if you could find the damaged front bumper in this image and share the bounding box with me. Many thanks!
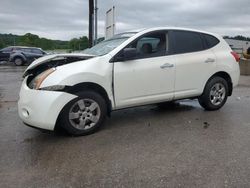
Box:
[18,77,77,131]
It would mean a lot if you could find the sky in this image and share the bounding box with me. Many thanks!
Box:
[0,0,250,40]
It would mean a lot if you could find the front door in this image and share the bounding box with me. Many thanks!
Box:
[113,31,175,109]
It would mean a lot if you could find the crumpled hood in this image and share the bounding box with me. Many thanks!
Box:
[23,53,95,77]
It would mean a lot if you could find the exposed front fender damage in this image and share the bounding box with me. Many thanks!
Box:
[23,53,95,78]
[24,53,115,111]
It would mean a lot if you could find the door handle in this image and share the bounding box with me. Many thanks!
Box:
[205,58,215,63]
[160,63,174,69]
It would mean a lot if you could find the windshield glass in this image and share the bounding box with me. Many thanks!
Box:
[84,32,137,56]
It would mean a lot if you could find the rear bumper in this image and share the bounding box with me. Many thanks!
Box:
[231,65,240,88]
[18,77,77,130]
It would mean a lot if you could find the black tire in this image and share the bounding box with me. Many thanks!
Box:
[198,77,228,111]
[59,91,107,136]
[14,57,24,66]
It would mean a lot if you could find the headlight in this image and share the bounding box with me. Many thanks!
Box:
[29,68,56,89]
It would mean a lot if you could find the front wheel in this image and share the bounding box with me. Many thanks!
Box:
[59,91,107,136]
[198,77,228,111]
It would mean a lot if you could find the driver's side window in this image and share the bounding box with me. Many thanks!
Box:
[127,31,168,60]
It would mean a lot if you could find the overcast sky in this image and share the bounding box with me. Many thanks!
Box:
[0,0,249,40]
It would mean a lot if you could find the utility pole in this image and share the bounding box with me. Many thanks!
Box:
[88,0,94,48]
[94,0,98,44]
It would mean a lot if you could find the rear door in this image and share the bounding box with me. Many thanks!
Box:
[172,30,217,99]
[21,48,38,62]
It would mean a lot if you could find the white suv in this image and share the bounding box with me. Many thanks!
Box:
[18,27,240,135]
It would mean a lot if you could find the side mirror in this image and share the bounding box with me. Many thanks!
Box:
[123,48,137,61]
[113,48,137,62]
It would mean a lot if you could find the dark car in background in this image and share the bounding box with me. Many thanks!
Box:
[0,46,20,62]
[0,46,47,66]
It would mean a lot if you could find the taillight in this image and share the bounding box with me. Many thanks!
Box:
[231,51,240,62]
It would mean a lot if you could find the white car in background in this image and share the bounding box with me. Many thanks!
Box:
[18,27,240,136]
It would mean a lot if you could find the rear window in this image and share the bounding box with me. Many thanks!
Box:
[203,34,219,48]
[173,31,204,54]
[2,47,13,53]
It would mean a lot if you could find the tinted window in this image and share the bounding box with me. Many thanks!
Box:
[173,31,204,54]
[126,31,168,59]
[13,47,21,51]
[203,34,219,48]
[2,47,13,53]
[31,49,43,54]
[21,48,32,53]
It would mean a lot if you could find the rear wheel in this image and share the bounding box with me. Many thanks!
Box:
[14,57,24,66]
[59,91,107,136]
[198,77,228,111]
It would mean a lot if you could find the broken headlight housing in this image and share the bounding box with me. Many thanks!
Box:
[40,85,66,91]
[28,68,56,89]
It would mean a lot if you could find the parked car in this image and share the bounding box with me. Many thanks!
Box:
[18,27,240,136]
[0,46,20,62]
[9,47,47,66]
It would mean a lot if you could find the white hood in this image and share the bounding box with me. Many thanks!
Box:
[26,53,95,71]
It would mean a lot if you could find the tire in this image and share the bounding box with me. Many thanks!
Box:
[198,77,228,111]
[59,91,107,136]
[14,57,24,66]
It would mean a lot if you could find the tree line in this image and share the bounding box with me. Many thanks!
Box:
[223,35,250,41]
[3,32,248,51]
[0,33,91,51]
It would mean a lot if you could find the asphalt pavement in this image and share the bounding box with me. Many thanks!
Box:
[1,64,250,188]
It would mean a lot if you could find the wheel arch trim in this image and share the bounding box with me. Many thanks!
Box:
[63,82,113,116]
[203,71,233,96]
[10,54,27,62]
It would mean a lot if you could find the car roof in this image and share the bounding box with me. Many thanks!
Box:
[7,46,43,50]
[121,27,220,38]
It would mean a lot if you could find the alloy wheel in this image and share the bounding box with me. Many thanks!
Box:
[68,98,101,130]
[209,83,226,106]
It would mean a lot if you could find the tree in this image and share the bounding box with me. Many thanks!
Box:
[19,33,40,46]
[69,36,89,51]
[0,38,5,49]
[0,33,90,51]
[223,35,250,41]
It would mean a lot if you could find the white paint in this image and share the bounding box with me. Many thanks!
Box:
[18,27,240,131]
[18,77,76,130]
[105,6,115,39]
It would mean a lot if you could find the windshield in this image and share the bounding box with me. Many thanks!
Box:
[84,32,137,56]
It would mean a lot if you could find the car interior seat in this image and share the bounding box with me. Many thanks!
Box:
[141,43,152,55]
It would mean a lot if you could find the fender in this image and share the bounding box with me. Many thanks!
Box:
[9,52,27,62]
[40,57,115,108]
[201,71,233,96]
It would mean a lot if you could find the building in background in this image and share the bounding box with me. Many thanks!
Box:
[225,39,250,57]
